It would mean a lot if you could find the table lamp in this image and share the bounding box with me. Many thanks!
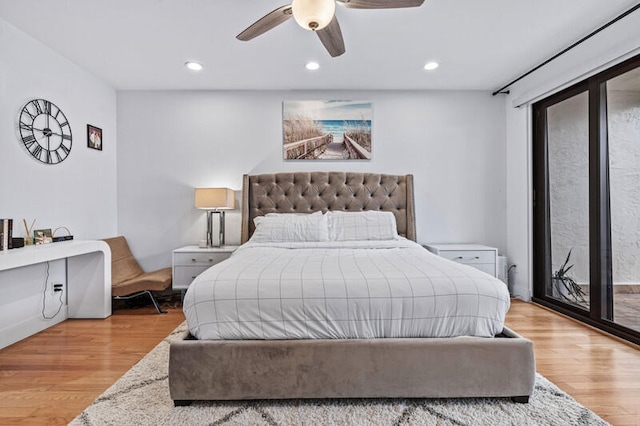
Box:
[194,188,236,247]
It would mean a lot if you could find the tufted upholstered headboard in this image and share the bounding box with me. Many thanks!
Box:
[241,172,416,243]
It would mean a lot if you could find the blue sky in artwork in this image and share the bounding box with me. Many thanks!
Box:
[284,100,372,121]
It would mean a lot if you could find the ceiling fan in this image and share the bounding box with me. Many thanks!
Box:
[236,0,425,58]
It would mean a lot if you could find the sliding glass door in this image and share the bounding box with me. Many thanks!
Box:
[533,53,640,344]
[606,66,640,333]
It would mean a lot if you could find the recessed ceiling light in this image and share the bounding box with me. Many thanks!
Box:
[424,62,439,71]
[185,61,203,71]
[306,61,320,71]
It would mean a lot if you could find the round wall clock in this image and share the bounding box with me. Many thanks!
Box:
[18,99,72,165]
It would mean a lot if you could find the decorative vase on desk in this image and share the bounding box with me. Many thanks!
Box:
[23,219,35,245]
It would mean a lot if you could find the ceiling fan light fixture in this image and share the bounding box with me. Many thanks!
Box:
[292,0,336,31]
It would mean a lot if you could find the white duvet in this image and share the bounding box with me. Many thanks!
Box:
[183,238,510,340]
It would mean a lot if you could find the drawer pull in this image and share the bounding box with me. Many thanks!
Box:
[191,258,197,262]
[455,256,480,260]
[191,276,197,279]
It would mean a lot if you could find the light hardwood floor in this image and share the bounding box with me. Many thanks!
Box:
[0,307,185,426]
[0,300,638,425]
[505,300,640,426]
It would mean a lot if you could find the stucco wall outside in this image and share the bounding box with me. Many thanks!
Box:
[548,89,640,285]
[548,92,590,284]
[609,89,640,284]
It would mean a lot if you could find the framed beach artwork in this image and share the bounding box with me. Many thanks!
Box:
[283,100,372,160]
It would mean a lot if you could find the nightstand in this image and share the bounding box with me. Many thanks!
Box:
[423,243,498,277]
[172,245,239,292]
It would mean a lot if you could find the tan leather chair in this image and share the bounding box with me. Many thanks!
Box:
[103,236,172,314]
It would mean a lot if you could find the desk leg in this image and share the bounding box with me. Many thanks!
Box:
[67,251,112,318]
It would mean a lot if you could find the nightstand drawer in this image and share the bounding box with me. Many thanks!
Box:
[423,243,498,278]
[172,246,238,293]
[438,250,495,264]
[173,265,211,289]
[174,251,231,266]
[470,263,496,276]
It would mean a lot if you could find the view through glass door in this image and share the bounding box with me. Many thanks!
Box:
[533,53,640,345]
[546,91,591,310]
[606,66,640,333]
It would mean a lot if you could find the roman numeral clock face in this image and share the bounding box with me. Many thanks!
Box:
[18,99,72,165]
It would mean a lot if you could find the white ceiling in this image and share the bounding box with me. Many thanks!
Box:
[0,0,638,91]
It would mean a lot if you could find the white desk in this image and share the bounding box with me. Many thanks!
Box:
[0,240,111,348]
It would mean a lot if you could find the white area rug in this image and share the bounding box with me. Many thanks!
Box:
[70,322,608,426]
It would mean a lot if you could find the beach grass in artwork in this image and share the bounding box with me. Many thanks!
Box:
[283,101,372,160]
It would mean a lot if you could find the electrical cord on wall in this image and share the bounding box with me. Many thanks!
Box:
[42,261,65,320]
[507,264,517,288]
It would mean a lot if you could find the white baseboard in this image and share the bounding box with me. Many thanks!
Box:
[510,284,531,302]
[0,307,68,350]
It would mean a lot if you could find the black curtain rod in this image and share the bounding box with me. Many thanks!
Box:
[492,2,640,96]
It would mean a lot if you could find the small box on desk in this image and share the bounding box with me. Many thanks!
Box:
[12,237,24,248]
[53,235,74,242]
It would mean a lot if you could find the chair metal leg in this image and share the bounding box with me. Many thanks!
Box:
[145,290,167,314]
[113,290,167,314]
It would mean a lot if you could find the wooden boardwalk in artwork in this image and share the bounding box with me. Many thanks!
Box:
[316,135,371,160]
[318,142,348,160]
[283,134,370,160]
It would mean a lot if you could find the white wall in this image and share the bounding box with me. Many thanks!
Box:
[504,10,640,300]
[505,103,531,299]
[0,17,117,347]
[117,90,507,272]
[0,17,118,241]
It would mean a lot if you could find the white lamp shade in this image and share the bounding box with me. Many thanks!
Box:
[194,188,236,210]
[292,0,335,31]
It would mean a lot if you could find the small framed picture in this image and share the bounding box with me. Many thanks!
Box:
[34,229,53,245]
[87,124,102,151]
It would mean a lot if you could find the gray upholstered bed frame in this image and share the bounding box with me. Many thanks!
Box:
[169,172,536,405]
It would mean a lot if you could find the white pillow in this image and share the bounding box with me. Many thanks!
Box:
[251,211,329,242]
[327,210,399,241]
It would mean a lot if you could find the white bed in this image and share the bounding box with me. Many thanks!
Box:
[184,238,510,341]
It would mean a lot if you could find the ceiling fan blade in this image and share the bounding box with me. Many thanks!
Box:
[316,16,345,57]
[337,0,424,9]
[236,5,293,41]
